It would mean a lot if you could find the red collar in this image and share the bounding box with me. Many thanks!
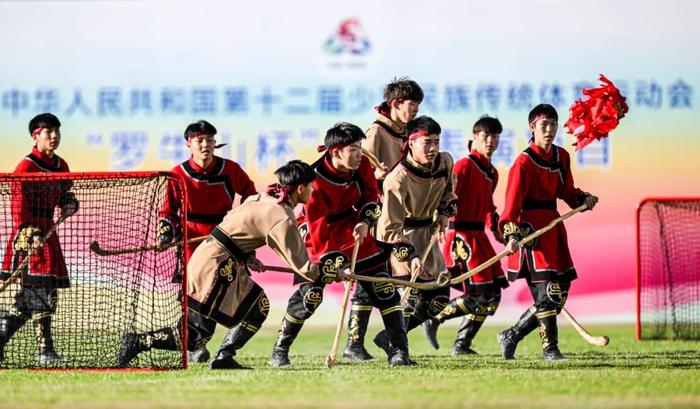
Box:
[528,141,555,161]
[469,149,492,167]
[188,156,218,174]
[31,146,59,165]
[322,154,354,180]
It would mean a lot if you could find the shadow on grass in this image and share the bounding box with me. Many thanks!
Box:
[409,350,700,370]
[223,348,700,372]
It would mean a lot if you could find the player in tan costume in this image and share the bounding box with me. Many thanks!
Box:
[345,78,424,361]
[116,160,325,369]
[371,115,457,361]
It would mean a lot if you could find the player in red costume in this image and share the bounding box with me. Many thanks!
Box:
[0,113,79,363]
[498,104,598,361]
[269,122,411,367]
[423,116,509,355]
[158,120,256,363]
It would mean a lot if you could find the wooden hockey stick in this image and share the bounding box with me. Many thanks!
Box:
[0,214,69,293]
[400,227,440,304]
[346,272,449,290]
[561,307,610,347]
[450,204,589,286]
[261,265,447,290]
[361,148,388,172]
[89,235,207,256]
[325,239,360,368]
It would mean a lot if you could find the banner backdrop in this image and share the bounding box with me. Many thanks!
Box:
[1,0,699,322]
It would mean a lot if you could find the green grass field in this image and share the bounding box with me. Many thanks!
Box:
[1,324,699,409]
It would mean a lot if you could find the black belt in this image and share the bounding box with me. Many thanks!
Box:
[187,212,226,224]
[210,227,249,260]
[326,208,353,223]
[405,217,432,228]
[522,199,557,210]
[449,220,485,231]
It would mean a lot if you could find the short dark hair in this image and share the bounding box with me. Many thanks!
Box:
[472,115,503,135]
[407,115,441,137]
[528,104,558,123]
[28,113,61,135]
[184,120,217,140]
[275,160,316,188]
[384,77,424,104]
[324,122,365,149]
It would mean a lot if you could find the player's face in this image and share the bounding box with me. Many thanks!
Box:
[392,99,420,124]
[409,134,440,166]
[473,131,500,158]
[334,141,363,171]
[298,182,314,204]
[531,118,558,147]
[32,127,61,155]
[187,134,216,163]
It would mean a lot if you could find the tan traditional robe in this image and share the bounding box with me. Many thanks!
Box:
[187,193,317,326]
[377,152,457,280]
[362,114,407,175]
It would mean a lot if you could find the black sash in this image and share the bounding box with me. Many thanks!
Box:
[405,217,432,228]
[522,199,557,210]
[449,220,485,231]
[210,227,249,260]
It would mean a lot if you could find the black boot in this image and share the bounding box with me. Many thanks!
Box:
[210,323,259,369]
[116,333,145,368]
[537,313,566,361]
[422,319,440,350]
[34,316,65,363]
[0,314,27,362]
[497,307,538,360]
[373,329,391,357]
[343,307,374,361]
[117,327,178,368]
[374,307,413,356]
[425,296,476,350]
[188,347,210,363]
[388,348,415,366]
[452,315,485,356]
[405,301,430,333]
[270,315,303,368]
[381,308,415,366]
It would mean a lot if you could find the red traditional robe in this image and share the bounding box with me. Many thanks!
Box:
[159,156,256,261]
[297,154,385,281]
[442,150,507,291]
[1,147,72,288]
[500,142,586,283]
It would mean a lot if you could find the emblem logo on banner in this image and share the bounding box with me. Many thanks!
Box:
[322,17,373,73]
[323,17,371,56]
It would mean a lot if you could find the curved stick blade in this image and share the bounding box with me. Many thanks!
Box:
[89,241,106,256]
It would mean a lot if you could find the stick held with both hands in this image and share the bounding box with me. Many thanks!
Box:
[447,203,609,347]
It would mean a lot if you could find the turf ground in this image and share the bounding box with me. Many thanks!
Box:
[0,324,699,409]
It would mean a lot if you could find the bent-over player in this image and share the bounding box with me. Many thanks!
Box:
[117,160,321,369]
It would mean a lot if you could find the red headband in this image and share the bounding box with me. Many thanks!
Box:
[316,144,344,153]
[529,114,553,125]
[374,100,396,117]
[399,130,431,157]
[408,130,429,140]
[31,127,45,136]
[266,183,294,204]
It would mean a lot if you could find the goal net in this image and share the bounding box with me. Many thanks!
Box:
[0,172,186,369]
[637,197,700,340]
